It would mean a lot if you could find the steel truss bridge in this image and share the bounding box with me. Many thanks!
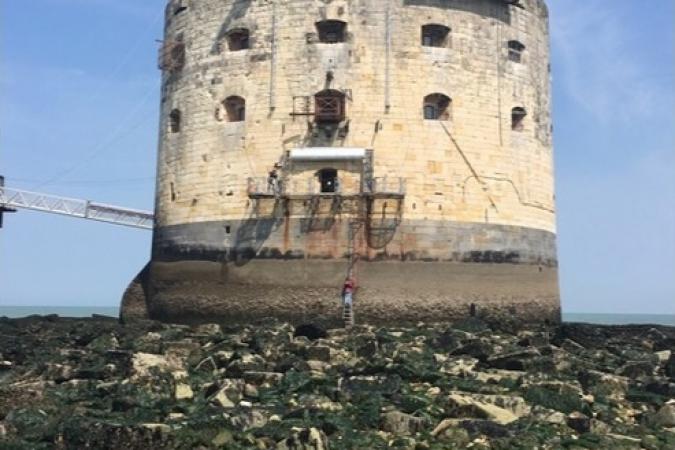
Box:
[0,177,153,230]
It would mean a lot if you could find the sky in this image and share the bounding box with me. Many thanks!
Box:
[1,0,673,314]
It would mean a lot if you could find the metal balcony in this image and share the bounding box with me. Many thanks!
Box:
[369,177,406,199]
[247,176,405,200]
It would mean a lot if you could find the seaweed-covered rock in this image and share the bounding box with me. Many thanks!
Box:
[276,427,328,450]
[578,369,628,402]
[445,392,521,424]
[485,348,541,371]
[524,381,585,414]
[567,411,591,433]
[650,402,675,428]
[294,324,327,341]
[666,352,675,378]
[380,410,428,434]
[459,419,511,438]
[1,316,674,449]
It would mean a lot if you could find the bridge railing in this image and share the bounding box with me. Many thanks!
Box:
[369,177,406,196]
[247,177,278,196]
[0,186,154,230]
[248,177,352,197]
[247,176,406,198]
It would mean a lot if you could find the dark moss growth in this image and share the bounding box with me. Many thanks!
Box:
[0,316,673,449]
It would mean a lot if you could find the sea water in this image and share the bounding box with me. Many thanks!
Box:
[0,306,119,318]
[0,306,673,326]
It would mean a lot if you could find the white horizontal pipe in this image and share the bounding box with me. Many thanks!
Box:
[289,147,367,161]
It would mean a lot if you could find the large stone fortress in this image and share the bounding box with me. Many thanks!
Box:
[122,0,559,325]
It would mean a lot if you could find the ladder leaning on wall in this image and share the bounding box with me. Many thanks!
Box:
[342,219,363,328]
[342,300,354,328]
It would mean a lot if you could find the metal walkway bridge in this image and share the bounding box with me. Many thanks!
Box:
[0,178,154,230]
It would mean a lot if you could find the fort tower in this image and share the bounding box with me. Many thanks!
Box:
[122,0,559,325]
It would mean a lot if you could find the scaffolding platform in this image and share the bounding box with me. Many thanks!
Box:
[247,176,405,200]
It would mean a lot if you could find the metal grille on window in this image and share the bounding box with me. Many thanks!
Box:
[158,40,185,72]
[314,91,345,123]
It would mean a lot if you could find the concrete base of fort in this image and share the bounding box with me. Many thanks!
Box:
[121,219,561,326]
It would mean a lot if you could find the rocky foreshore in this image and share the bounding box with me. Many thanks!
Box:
[0,315,674,449]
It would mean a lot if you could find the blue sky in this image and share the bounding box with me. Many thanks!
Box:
[1,0,673,314]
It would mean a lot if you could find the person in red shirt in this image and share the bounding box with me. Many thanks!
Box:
[342,277,355,307]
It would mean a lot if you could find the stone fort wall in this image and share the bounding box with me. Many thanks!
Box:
[121,0,560,325]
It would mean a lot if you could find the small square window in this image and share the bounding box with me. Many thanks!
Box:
[422,24,451,48]
[508,40,525,63]
[224,96,246,122]
[316,20,346,43]
[227,29,250,51]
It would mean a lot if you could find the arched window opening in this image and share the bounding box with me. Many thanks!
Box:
[173,1,187,16]
[224,96,246,122]
[512,107,527,131]
[227,29,250,51]
[314,90,346,123]
[316,20,347,43]
[169,109,181,133]
[422,24,450,48]
[508,40,525,63]
[423,94,451,121]
[318,169,338,194]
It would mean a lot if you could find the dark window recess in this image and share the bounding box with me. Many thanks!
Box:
[421,24,450,47]
[423,93,451,120]
[224,96,246,122]
[173,4,187,15]
[169,109,181,133]
[423,105,436,120]
[314,90,346,123]
[512,107,527,131]
[316,20,347,43]
[319,169,338,193]
[227,29,250,51]
[158,40,185,72]
[170,182,177,201]
[508,40,525,63]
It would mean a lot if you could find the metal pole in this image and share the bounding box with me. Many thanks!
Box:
[269,1,277,111]
[0,175,4,228]
[0,175,17,228]
[384,1,392,112]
